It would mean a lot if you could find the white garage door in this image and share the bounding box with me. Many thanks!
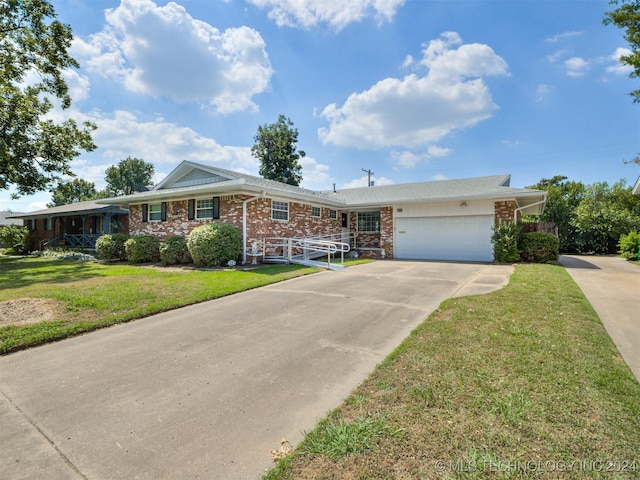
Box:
[395,215,493,262]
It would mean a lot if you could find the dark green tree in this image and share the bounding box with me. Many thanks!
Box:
[104,157,155,196]
[251,114,305,186]
[604,0,640,103]
[572,180,640,253]
[528,176,586,252]
[0,0,97,197]
[47,178,97,207]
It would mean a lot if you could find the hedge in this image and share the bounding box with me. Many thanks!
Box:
[124,235,160,263]
[95,233,130,261]
[187,223,242,267]
[519,232,559,263]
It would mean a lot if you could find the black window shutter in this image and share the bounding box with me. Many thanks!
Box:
[188,199,195,220]
[213,197,220,219]
[341,212,348,228]
[142,204,148,222]
[161,202,167,221]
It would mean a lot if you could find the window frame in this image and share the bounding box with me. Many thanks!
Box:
[148,203,163,222]
[357,211,381,233]
[311,206,321,218]
[272,201,289,221]
[196,199,214,220]
[329,209,337,220]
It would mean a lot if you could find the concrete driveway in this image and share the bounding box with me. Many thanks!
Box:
[1,260,512,480]
[560,255,640,383]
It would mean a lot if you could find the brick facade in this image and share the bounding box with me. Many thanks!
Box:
[494,200,518,223]
[129,196,343,261]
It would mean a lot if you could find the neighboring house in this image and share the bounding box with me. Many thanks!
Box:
[1,211,24,227]
[9,200,129,250]
[99,161,546,263]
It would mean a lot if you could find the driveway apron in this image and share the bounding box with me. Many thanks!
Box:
[1,261,511,480]
[560,255,640,383]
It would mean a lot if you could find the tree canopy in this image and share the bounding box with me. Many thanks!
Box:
[47,178,98,207]
[530,176,640,253]
[0,0,97,197]
[104,157,155,196]
[251,114,305,186]
[604,0,640,103]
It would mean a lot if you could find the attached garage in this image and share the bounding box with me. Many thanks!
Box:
[395,214,494,262]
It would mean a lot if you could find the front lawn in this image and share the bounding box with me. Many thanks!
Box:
[0,257,319,354]
[265,264,640,479]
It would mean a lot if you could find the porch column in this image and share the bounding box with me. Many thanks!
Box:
[81,215,87,249]
[104,213,112,234]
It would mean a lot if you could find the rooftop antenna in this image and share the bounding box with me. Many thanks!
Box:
[362,168,374,187]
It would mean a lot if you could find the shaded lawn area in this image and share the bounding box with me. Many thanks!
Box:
[0,256,320,354]
[265,264,640,479]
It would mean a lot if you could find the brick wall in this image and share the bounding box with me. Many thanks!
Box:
[129,195,343,260]
[494,201,518,223]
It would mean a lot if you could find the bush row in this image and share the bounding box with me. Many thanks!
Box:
[95,223,242,267]
[492,221,560,263]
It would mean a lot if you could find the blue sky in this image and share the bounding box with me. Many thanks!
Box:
[6,0,639,212]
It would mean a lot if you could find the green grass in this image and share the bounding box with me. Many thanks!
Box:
[0,256,321,354]
[264,264,640,479]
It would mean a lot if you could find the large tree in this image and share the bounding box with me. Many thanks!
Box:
[572,180,640,253]
[251,114,305,186]
[529,176,586,253]
[604,0,640,103]
[0,0,97,197]
[47,178,97,207]
[104,157,154,196]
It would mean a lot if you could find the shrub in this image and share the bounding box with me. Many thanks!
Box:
[159,235,192,266]
[519,232,559,263]
[124,235,160,263]
[0,225,33,254]
[618,231,640,260]
[187,222,242,267]
[95,233,130,261]
[491,221,521,263]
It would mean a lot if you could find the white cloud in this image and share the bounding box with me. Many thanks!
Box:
[247,0,405,31]
[62,70,91,103]
[88,110,255,170]
[391,145,450,168]
[341,175,394,189]
[565,57,589,77]
[535,83,552,102]
[546,31,582,43]
[74,0,273,113]
[432,173,448,181]
[299,156,334,190]
[607,47,634,75]
[318,32,508,149]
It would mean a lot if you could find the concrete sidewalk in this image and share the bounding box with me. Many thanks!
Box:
[0,261,512,480]
[560,255,640,383]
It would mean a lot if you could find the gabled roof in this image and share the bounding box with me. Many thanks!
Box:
[9,200,129,220]
[97,161,545,213]
[101,161,342,206]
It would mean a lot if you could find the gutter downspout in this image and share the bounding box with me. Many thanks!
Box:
[514,198,546,223]
[242,192,264,264]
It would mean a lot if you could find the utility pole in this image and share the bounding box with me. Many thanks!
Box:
[362,168,374,187]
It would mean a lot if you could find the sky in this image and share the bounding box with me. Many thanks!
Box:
[5,0,640,212]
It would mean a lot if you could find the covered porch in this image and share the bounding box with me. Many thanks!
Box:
[9,200,129,251]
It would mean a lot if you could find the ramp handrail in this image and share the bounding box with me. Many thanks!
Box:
[261,232,352,269]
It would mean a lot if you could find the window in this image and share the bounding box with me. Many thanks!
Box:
[44,218,52,231]
[311,206,321,218]
[149,203,162,222]
[272,201,289,221]
[189,197,220,220]
[357,211,380,232]
[329,210,337,219]
[197,199,213,219]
